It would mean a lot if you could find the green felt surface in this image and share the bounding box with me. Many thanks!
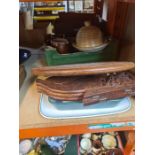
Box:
[64,136,78,155]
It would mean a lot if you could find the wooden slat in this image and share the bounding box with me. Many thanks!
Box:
[124,131,135,155]
[32,62,135,76]
[34,7,64,11]
[20,0,63,2]
[19,124,134,139]
[33,16,59,20]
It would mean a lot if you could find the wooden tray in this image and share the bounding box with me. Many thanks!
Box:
[36,71,135,105]
[32,62,134,77]
[44,39,118,66]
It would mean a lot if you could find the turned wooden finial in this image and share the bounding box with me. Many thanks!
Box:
[84,21,91,27]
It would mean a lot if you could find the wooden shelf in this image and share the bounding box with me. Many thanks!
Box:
[20,0,64,2]
[19,54,135,139]
[34,6,65,11]
[32,6,64,21]
[33,15,59,20]
[19,0,134,3]
[118,0,135,3]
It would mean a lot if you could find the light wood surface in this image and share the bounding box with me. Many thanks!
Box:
[19,54,135,138]
[20,81,135,129]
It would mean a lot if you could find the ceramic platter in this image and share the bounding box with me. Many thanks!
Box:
[39,94,131,119]
[72,42,109,52]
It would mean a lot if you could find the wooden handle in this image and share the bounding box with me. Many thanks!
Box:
[32,62,135,77]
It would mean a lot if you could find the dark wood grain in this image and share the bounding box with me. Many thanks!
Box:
[32,62,134,77]
[113,2,129,39]
[118,0,135,3]
[106,0,118,37]
[36,71,135,105]
[106,0,134,40]
[83,84,134,105]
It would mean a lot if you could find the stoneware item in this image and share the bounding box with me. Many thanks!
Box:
[40,95,131,119]
[80,138,92,152]
[82,133,92,139]
[80,147,87,154]
[73,21,107,52]
[101,134,117,149]
[91,134,102,141]
[19,139,32,154]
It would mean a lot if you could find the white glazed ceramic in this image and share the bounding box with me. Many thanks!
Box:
[73,42,108,52]
[80,147,87,154]
[40,94,131,119]
[102,134,117,149]
[82,133,91,139]
[91,134,102,141]
[80,138,92,151]
[19,139,32,154]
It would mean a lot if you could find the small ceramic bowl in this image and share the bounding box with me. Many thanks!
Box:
[80,138,92,151]
[80,147,87,154]
[101,134,117,149]
[82,133,91,139]
[19,139,33,154]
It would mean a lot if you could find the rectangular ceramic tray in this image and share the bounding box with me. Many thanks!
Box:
[39,94,131,119]
[44,40,118,66]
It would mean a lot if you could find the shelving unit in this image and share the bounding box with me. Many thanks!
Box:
[33,15,59,20]
[19,53,135,154]
[33,6,65,11]
[20,78,135,137]
[33,2,65,21]
[19,0,135,154]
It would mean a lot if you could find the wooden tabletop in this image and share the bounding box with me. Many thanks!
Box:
[20,81,135,129]
[19,54,135,139]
